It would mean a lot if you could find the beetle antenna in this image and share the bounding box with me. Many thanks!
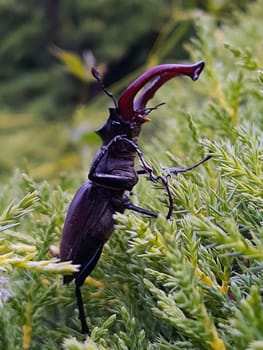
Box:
[91,67,117,108]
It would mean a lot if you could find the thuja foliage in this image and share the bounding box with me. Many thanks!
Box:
[0,0,249,118]
[1,1,263,349]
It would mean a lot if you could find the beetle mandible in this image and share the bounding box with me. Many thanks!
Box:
[60,61,211,335]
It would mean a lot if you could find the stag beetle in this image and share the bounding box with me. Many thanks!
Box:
[60,61,211,335]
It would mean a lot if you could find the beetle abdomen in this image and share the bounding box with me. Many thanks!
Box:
[60,182,116,285]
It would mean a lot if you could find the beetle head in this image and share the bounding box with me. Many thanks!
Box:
[96,107,143,144]
[92,61,205,144]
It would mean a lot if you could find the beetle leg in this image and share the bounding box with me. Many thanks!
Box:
[73,241,104,336]
[120,138,158,182]
[90,172,137,190]
[137,154,211,219]
[136,169,148,175]
[136,169,174,219]
[164,154,212,175]
[89,135,128,178]
[122,141,174,218]
[90,136,158,183]
[75,285,89,335]
[75,241,104,287]
[123,196,158,217]
[89,136,158,189]
[158,175,174,220]
[162,154,211,219]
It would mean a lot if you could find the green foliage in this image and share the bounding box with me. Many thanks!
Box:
[0,112,82,181]
[0,0,254,182]
[1,1,263,349]
[0,0,252,119]
[0,0,187,118]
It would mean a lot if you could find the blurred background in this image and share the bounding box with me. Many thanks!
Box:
[0,0,251,183]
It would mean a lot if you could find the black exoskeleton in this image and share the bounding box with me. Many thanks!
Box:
[60,61,211,335]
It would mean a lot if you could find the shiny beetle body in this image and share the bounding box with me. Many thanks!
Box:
[60,61,210,334]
